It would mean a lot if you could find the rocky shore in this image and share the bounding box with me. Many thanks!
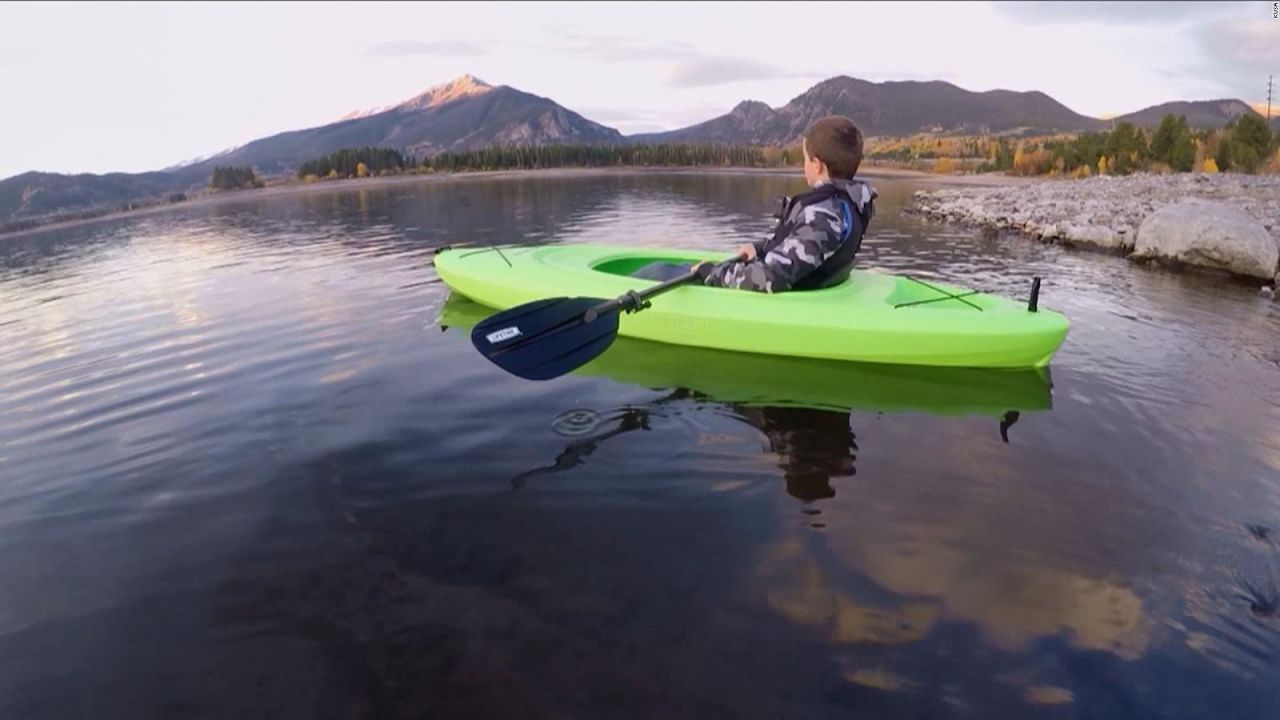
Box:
[909,173,1280,287]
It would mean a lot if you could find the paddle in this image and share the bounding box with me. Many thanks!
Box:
[470,254,743,380]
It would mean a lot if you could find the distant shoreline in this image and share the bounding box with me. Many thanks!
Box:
[0,166,1034,241]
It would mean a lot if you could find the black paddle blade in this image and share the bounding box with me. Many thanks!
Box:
[470,297,620,381]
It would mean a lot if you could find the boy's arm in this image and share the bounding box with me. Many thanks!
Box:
[700,206,843,293]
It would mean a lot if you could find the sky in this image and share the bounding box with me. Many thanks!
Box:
[1,1,1276,180]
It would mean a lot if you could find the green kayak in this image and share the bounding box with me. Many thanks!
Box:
[441,295,1052,417]
[433,244,1069,368]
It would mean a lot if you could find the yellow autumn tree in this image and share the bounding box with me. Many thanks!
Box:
[1201,158,1219,173]
[356,162,369,178]
[1097,155,1109,175]
[934,157,957,174]
[1264,148,1280,175]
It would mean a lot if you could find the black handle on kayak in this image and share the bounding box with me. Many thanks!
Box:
[583,253,746,323]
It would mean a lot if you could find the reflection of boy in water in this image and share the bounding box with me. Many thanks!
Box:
[738,407,857,503]
[514,395,858,504]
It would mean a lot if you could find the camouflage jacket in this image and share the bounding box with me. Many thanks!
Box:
[699,178,877,293]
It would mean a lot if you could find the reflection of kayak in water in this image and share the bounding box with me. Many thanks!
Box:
[441,294,1052,418]
[433,244,1069,368]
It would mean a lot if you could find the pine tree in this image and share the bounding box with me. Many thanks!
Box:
[210,165,260,190]
[1169,130,1196,172]
[1105,123,1142,174]
[1230,114,1272,173]
[1215,138,1234,172]
[1150,114,1180,163]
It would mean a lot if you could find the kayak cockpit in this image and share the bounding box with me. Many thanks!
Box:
[591,256,685,277]
[589,253,861,292]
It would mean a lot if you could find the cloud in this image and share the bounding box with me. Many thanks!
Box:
[667,56,811,88]
[0,44,34,68]
[365,40,487,57]
[550,30,810,88]
[1189,19,1280,100]
[549,30,698,63]
[992,1,1242,25]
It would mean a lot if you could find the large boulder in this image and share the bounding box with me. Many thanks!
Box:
[1061,223,1131,251]
[1131,198,1279,279]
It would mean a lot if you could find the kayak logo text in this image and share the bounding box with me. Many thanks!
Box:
[485,326,522,344]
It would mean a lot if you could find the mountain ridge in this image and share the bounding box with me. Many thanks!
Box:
[3,74,1274,225]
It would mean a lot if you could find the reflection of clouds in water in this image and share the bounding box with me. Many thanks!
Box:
[865,543,1150,659]
[756,524,1153,664]
[751,410,1162,665]
[1024,685,1075,705]
[745,389,1280,686]
[755,538,938,645]
[842,666,919,692]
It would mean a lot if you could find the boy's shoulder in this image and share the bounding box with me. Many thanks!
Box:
[831,177,878,207]
[791,180,876,222]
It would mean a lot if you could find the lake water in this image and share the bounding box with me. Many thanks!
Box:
[1,171,1278,719]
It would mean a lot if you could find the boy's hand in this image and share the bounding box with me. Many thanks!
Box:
[692,246,753,275]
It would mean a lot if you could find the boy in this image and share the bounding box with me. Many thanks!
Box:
[694,115,877,293]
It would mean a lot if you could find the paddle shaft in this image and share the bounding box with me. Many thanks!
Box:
[583,254,743,323]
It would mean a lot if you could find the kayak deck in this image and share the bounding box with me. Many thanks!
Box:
[433,244,1069,368]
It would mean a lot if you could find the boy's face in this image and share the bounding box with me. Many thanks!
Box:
[802,140,827,186]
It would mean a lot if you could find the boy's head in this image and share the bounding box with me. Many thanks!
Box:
[802,116,864,184]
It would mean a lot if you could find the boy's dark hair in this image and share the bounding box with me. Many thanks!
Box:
[804,116,864,179]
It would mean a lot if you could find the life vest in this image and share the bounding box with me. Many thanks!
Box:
[765,183,874,290]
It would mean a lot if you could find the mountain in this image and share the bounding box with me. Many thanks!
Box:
[0,171,176,226]
[162,145,239,172]
[176,75,622,178]
[636,77,1107,145]
[338,74,496,121]
[630,100,780,145]
[1111,99,1262,130]
[0,75,622,225]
